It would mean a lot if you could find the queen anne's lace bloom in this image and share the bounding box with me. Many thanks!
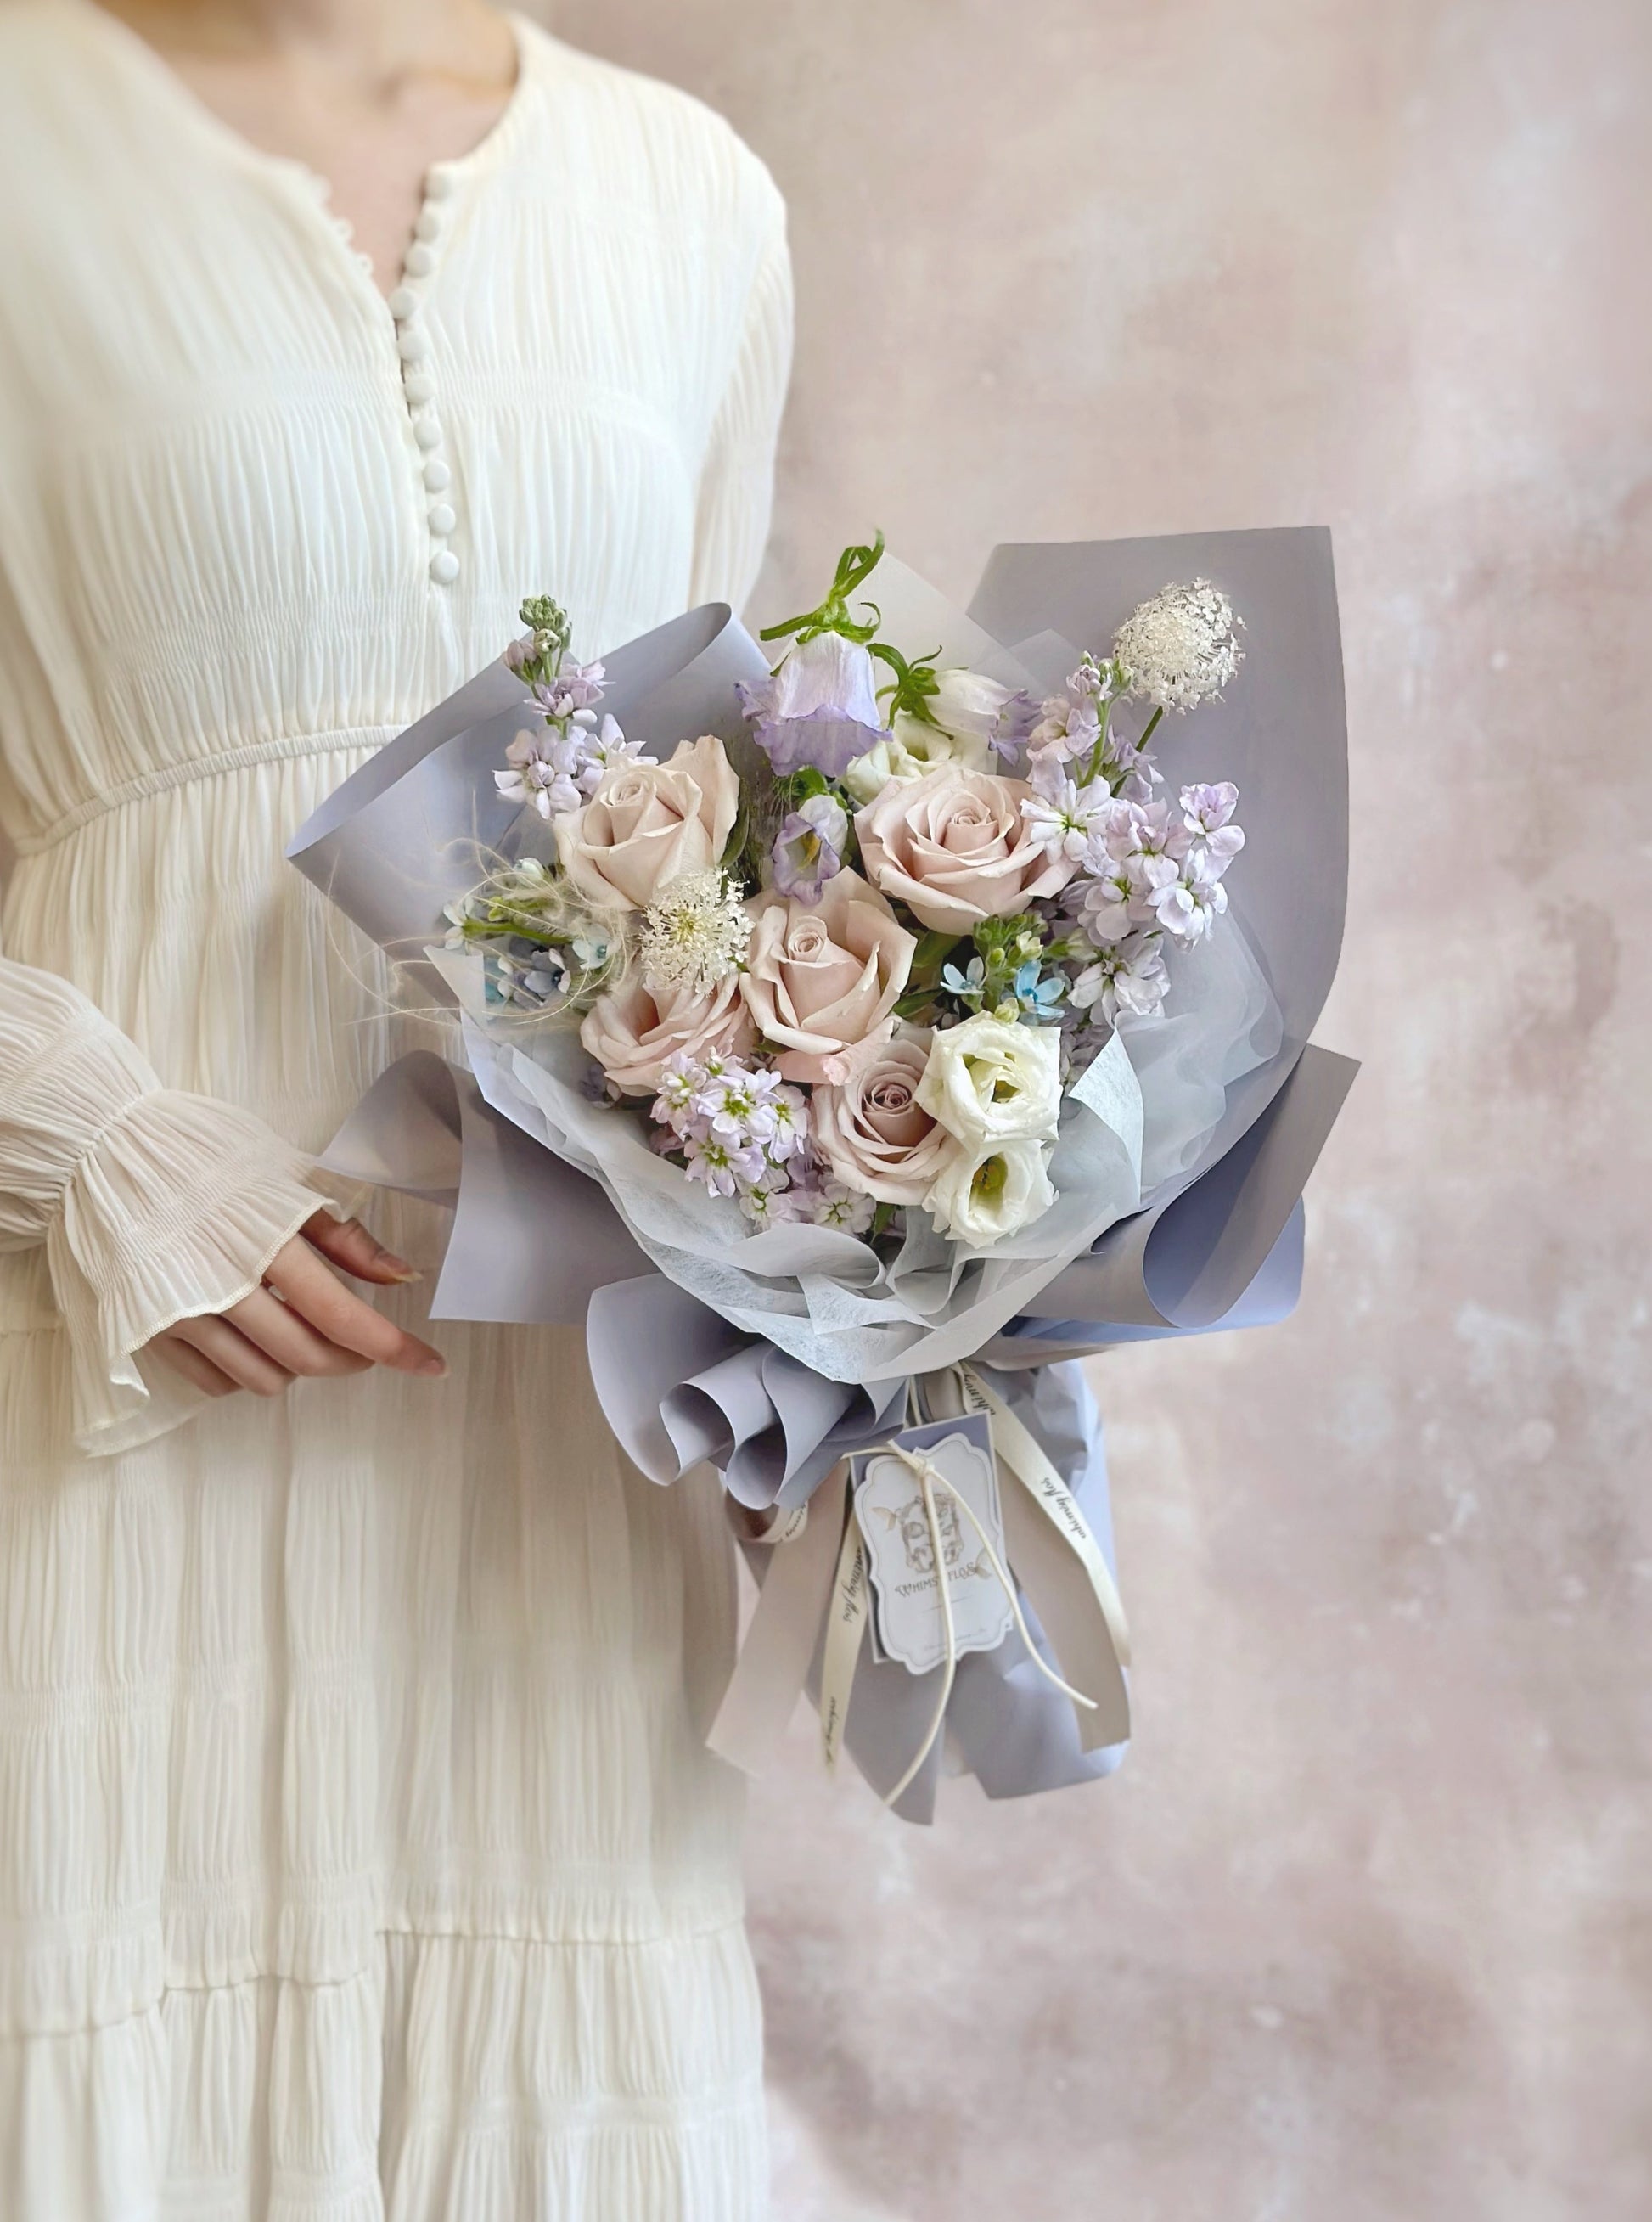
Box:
[638,870,754,998]
[1112,578,1244,712]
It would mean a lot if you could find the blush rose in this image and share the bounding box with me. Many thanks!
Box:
[553,734,739,911]
[739,869,916,1084]
[580,971,756,1095]
[854,764,1077,933]
[811,1031,960,1205]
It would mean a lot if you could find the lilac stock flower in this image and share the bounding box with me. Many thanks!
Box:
[496,727,583,818]
[1070,931,1170,1025]
[1020,775,1115,863]
[770,792,849,903]
[651,1049,704,1132]
[1025,690,1101,768]
[496,712,652,820]
[760,1083,811,1161]
[809,1178,877,1235]
[1070,863,1136,946]
[1180,780,1245,869]
[1101,797,1191,869]
[650,1049,814,1219]
[1150,849,1230,942]
[682,1130,768,1199]
[530,656,608,722]
[738,631,889,778]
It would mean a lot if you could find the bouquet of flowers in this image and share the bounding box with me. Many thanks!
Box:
[289,526,1354,1820]
[452,535,1248,1258]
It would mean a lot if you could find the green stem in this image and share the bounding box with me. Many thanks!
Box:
[1082,697,1115,787]
[1137,705,1164,752]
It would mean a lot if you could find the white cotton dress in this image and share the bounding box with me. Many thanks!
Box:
[0,3,792,2214]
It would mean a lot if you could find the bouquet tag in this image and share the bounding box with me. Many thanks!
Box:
[851,1415,1014,1676]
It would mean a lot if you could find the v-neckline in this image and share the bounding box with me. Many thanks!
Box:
[65,0,535,310]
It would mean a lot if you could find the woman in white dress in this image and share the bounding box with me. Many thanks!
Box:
[0,0,791,2213]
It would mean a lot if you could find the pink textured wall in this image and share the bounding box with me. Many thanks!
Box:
[542,4,1652,2213]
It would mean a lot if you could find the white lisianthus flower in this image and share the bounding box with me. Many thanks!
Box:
[910,669,1009,763]
[924,1133,1055,1246]
[842,670,1004,803]
[842,735,930,806]
[914,1013,1063,1146]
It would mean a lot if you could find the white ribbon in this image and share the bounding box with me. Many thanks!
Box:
[819,1507,871,1774]
[957,1365,1132,1751]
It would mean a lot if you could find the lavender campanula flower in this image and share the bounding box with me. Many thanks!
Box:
[770,792,849,903]
[738,631,889,778]
[987,687,1042,766]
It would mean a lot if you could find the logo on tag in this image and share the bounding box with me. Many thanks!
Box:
[851,1416,1014,1676]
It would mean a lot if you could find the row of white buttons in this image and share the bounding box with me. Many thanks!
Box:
[393,172,461,585]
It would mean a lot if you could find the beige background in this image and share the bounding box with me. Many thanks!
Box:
[541,4,1652,2214]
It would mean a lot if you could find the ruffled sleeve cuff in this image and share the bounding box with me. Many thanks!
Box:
[46,1088,333,1456]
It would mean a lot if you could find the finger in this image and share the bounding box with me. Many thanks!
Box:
[150,1333,239,1398]
[302,1210,419,1285]
[223,1287,374,1378]
[265,1244,447,1375]
[171,1314,295,1398]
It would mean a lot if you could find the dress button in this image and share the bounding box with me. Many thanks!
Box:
[428,502,457,535]
[423,458,452,492]
[424,169,455,200]
[413,419,442,451]
[430,550,460,585]
[387,286,419,321]
[396,329,428,363]
[403,371,435,405]
[403,243,436,277]
[413,210,441,243]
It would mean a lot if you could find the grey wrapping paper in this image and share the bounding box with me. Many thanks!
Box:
[969,527,1351,1323]
[315,1038,1327,1522]
[984,1041,1360,1354]
[318,1052,648,1321]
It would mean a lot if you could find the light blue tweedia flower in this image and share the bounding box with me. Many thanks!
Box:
[940,954,988,1009]
[1009,959,1067,1025]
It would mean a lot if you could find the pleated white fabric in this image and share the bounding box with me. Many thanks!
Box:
[0,3,793,2214]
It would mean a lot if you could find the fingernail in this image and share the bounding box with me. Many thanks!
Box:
[387,1265,424,1284]
[419,1355,448,1378]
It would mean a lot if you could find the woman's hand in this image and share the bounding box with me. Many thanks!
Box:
[147,1209,447,1398]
